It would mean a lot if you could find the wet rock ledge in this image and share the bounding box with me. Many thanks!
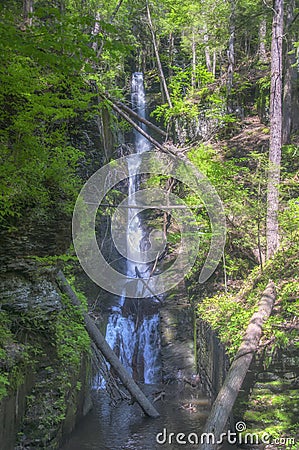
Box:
[160,282,196,383]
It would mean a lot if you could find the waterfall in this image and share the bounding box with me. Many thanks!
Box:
[96,73,161,387]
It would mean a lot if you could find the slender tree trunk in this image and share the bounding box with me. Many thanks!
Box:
[204,28,212,73]
[266,0,283,259]
[259,19,268,63]
[115,100,167,137]
[92,2,124,58]
[191,30,197,89]
[99,94,166,153]
[168,32,174,78]
[227,0,236,112]
[100,106,114,162]
[283,39,293,145]
[110,0,124,23]
[91,12,101,52]
[146,1,173,108]
[282,0,299,143]
[212,50,216,78]
[23,0,33,26]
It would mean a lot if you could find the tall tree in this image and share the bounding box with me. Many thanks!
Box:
[146,0,173,108]
[258,18,268,63]
[23,0,33,26]
[282,0,299,144]
[266,0,284,259]
[227,0,236,112]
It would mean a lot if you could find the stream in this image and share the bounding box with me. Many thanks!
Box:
[61,73,211,450]
[61,384,210,450]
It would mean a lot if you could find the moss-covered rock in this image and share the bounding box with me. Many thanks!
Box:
[0,266,92,450]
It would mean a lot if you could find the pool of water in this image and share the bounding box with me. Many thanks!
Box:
[60,383,211,450]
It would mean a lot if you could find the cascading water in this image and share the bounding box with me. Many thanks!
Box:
[61,73,211,450]
[97,72,161,385]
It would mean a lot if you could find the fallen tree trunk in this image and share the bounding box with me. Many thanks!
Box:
[99,94,166,153]
[115,100,167,138]
[56,270,160,419]
[135,266,162,303]
[199,281,276,450]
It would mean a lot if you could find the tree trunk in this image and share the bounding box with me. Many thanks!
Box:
[227,0,236,112]
[212,50,216,78]
[168,32,174,78]
[204,31,212,73]
[109,0,124,23]
[146,1,173,108]
[191,30,197,89]
[115,100,167,137]
[91,12,101,52]
[56,271,160,419]
[100,106,114,162]
[282,0,299,143]
[23,0,33,26]
[199,281,276,450]
[266,0,283,259]
[258,19,268,63]
[99,94,166,152]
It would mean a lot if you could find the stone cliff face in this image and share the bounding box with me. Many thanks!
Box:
[0,264,92,450]
[196,319,229,399]
[160,283,196,383]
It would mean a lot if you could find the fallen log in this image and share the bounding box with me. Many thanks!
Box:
[99,93,167,153]
[115,100,167,138]
[56,270,160,419]
[199,281,276,450]
[135,266,162,303]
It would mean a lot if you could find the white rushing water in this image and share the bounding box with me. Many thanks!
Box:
[97,73,161,386]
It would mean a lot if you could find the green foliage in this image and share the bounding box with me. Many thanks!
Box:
[152,65,227,125]
[22,290,91,443]
[0,7,91,225]
[243,386,299,449]
[52,294,90,368]
[0,312,13,399]
[2,273,91,444]
[255,75,270,118]
[0,310,35,401]
[187,144,268,280]
[0,0,136,228]
[0,373,10,400]
[196,237,299,359]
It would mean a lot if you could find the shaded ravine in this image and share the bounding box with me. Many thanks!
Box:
[61,73,212,450]
[60,282,213,450]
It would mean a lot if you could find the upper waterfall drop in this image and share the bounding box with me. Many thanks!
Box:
[131,72,151,153]
[125,72,152,282]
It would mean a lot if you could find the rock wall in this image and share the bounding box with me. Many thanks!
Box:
[160,283,196,382]
[196,319,230,399]
[0,371,34,450]
[0,267,92,450]
[196,317,298,442]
